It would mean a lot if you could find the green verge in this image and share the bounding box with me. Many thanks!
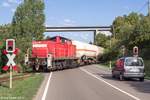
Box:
[99,61,116,69]
[144,60,150,79]
[0,73,44,100]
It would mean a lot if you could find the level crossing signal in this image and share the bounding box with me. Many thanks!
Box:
[133,46,138,57]
[2,39,19,71]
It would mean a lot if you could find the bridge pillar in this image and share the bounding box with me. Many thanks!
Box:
[94,30,99,44]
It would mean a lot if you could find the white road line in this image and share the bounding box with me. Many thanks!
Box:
[80,68,141,100]
[42,72,53,100]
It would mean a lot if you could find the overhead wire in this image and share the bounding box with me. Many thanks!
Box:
[137,1,147,13]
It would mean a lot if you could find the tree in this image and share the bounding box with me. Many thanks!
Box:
[12,0,45,40]
[11,0,45,70]
[113,16,125,39]
[0,24,12,73]
[113,12,141,40]
[0,24,12,40]
[95,33,108,48]
[112,12,150,59]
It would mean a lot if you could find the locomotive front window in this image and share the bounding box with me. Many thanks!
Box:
[50,38,56,42]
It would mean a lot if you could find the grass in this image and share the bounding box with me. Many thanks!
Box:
[144,60,150,78]
[100,60,116,68]
[0,72,25,78]
[0,73,44,100]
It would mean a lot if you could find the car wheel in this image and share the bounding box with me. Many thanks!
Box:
[112,71,115,78]
[119,74,124,81]
[112,74,115,78]
[139,77,144,82]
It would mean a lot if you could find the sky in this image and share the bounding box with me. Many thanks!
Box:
[0,0,148,43]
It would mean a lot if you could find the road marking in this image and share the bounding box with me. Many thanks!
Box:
[80,68,141,100]
[42,72,53,100]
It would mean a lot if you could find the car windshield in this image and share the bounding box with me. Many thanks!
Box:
[125,58,143,66]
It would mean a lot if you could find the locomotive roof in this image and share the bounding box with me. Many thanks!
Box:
[48,36,72,41]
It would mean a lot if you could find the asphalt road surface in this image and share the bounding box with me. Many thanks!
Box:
[34,65,150,100]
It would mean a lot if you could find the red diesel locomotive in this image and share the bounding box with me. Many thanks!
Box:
[25,36,78,71]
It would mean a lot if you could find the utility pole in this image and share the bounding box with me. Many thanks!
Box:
[148,0,150,16]
[109,36,112,70]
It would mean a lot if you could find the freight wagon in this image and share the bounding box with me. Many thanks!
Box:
[25,36,103,71]
[72,40,104,65]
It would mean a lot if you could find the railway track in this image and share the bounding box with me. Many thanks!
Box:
[0,73,32,83]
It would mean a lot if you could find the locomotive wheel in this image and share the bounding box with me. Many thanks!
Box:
[72,61,78,68]
[59,63,63,70]
[81,55,87,62]
[60,63,64,70]
[51,62,56,71]
[55,62,60,70]
[32,65,36,72]
[35,64,40,71]
[43,66,49,72]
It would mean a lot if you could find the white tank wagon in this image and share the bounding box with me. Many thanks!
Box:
[72,40,104,64]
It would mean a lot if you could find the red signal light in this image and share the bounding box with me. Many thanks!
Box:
[6,39,15,53]
[133,46,138,56]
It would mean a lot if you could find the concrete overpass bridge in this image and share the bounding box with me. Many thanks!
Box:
[0,26,113,43]
[45,26,113,43]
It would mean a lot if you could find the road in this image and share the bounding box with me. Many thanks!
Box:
[34,65,150,100]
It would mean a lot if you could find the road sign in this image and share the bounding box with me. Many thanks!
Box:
[6,39,15,53]
[133,46,138,57]
[6,53,16,66]
[2,48,19,71]
[2,39,19,89]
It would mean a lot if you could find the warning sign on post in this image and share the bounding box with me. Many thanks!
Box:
[2,39,19,88]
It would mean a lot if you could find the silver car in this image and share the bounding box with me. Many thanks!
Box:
[112,57,145,81]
